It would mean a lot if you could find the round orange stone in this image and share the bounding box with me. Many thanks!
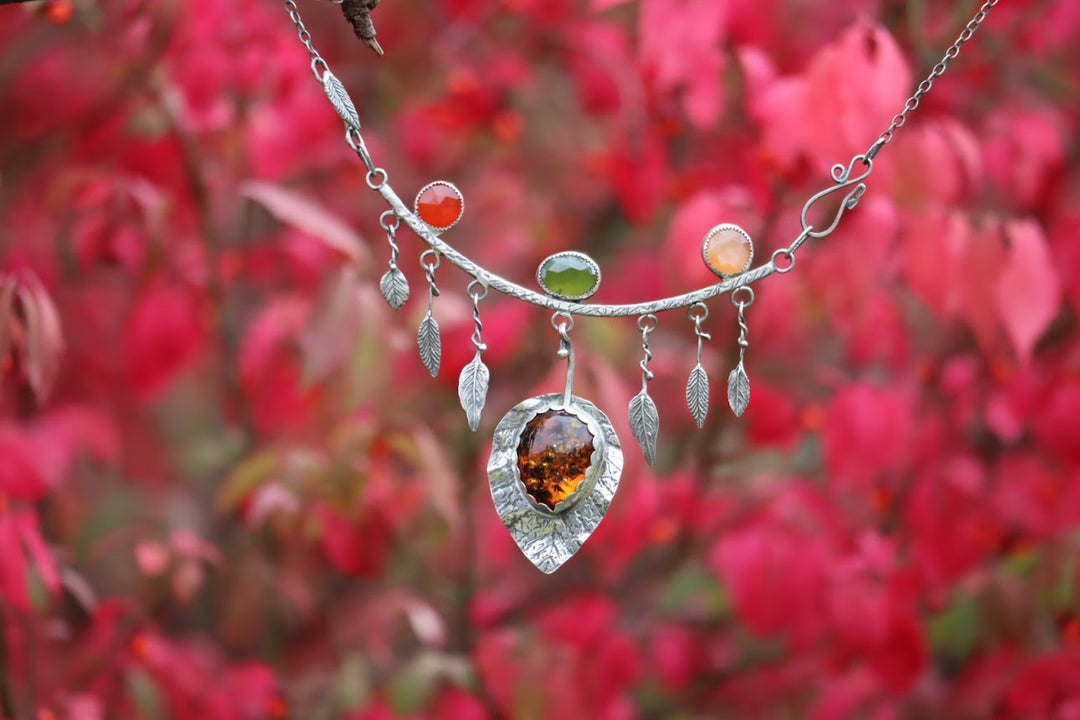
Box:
[414,181,463,231]
[702,224,754,277]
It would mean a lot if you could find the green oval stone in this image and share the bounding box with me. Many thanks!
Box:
[537,252,601,300]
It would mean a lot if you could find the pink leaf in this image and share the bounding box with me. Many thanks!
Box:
[241,181,369,266]
[994,219,1062,362]
[18,274,64,403]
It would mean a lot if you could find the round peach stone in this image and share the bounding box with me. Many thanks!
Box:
[703,225,753,277]
[415,182,463,230]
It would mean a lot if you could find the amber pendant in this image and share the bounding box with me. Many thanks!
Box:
[487,393,623,573]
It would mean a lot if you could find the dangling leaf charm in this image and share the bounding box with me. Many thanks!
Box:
[322,69,361,130]
[417,312,441,377]
[686,363,710,429]
[457,352,490,431]
[628,389,659,466]
[379,267,410,310]
[727,361,750,417]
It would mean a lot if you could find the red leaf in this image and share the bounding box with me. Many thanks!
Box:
[994,219,1062,362]
[124,282,206,399]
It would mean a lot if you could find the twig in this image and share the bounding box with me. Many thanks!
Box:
[340,0,384,55]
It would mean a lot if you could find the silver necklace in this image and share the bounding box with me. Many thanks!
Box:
[283,0,1000,573]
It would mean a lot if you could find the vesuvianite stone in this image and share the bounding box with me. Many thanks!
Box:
[702,224,753,277]
[415,181,464,230]
[516,410,595,510]
[537,252,601,300]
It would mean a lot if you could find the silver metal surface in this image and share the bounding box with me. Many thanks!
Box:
[458,281,490,431]
[628,315,659,465]
[487,394,623,574]
[686,303,711,429]
[727,289,754,417]
[458,354,489,431]
[417,250,442,377]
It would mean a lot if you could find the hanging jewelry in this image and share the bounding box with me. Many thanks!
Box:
[629,314,660,466]
[378,210,409,310]
[727,287,754,417]
[686,303,711,429]
[417,249,442,378]
[458,279,490,431]
[282,0,1002,571]
[487,311,623,573]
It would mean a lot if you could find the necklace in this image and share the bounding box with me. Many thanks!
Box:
[282,0,1000,573]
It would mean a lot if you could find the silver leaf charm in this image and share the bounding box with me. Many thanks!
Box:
[457,352,490,431]
[322,70,361,130]
[727,361,750,417]
[417,312,441,378]
[686,363,710,429]
[379,267,410,310]
[628,389,659,466]
[488,394,623,574]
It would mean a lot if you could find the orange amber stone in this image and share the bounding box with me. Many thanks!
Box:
[516,410,595,510]
[702,224,753,277]
[415,181,464,230]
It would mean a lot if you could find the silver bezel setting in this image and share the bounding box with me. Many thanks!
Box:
[536,251,602,301]
[413,180,464,233]
[702,223,754,278]
[487,393,623,573]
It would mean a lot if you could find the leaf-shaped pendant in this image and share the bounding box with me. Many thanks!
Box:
[457,352,490,431]
[686,363,710,429]
[322,70,361,130]
[379,268,410,310]
[488,394,623,573]
[727,361,750,417]
[417,312,441,378]
[628,389,659,466]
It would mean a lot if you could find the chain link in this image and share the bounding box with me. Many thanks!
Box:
[872,0,1000,154]
[284,0,322,62]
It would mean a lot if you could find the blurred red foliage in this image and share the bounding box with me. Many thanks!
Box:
[1,0,1079,717]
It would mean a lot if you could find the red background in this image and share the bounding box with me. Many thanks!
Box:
[1,0,1079,717]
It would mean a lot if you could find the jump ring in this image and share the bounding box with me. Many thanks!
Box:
[637,314,658,333]
[687,302,709,322]
[551,311,575,333]
[770,248,795,273]
[379,210,401,232]
[366,168,388,189]
[730,286,755,309]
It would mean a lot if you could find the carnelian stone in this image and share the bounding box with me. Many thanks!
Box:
[516,410,595,510]
[703,225,753,277]
[415,182,463,230]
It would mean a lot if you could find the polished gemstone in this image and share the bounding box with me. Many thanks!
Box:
[537,252,601,300]
[703,224,753,277]
[516,410,595,510]
[415,181,463,230]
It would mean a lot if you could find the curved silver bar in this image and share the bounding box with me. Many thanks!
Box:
[377,183,778,318]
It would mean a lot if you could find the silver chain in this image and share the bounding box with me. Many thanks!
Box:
[283,0,1000,318]
[868,0,1000,160]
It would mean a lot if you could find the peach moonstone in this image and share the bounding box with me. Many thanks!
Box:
[702,224,753,277]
